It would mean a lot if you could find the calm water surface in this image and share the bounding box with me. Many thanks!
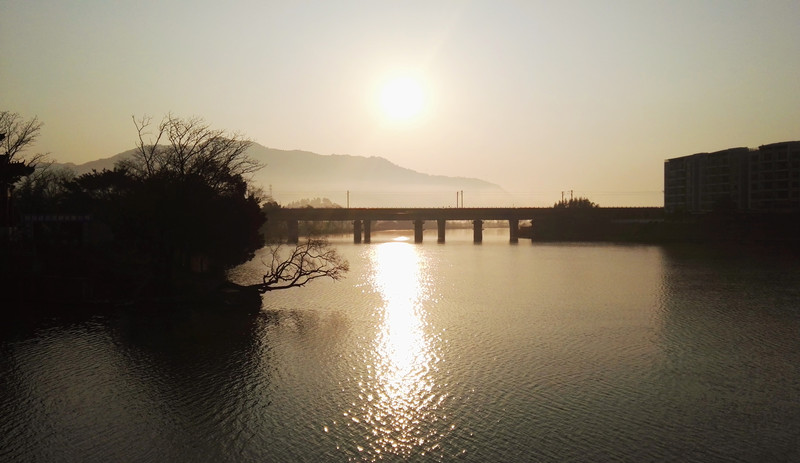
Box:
[2,229,799,462]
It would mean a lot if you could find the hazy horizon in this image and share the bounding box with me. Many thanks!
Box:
[3,1,799,206]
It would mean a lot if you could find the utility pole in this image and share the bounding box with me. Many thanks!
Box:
[347,190,350,208]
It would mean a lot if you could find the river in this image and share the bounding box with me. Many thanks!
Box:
[2,229,799,462]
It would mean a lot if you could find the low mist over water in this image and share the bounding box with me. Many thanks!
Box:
[2,229,799,462]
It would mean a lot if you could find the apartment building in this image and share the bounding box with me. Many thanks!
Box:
[664,141,800,213]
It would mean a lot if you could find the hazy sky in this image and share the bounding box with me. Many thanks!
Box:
[3,0,799,206]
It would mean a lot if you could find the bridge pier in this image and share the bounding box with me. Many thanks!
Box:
[414,220,424,243]
[353,220,362,244]
[364,220,371,243]
[508,218,519,243]
[437,219,446,243]
[287,220,299,244]
[473,220,483,243]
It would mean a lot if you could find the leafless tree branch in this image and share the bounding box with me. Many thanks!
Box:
[125,114,259,190]
[255,238,349,292]
[0,111,44,165]
[129,114,164,178]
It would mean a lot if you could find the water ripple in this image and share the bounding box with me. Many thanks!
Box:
[3,240,800,462]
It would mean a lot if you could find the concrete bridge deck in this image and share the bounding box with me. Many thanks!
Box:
[269,207,663,244]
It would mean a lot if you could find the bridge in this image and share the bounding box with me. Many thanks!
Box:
[268,207,664,244]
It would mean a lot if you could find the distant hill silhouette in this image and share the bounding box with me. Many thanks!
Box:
[60,143,508,207]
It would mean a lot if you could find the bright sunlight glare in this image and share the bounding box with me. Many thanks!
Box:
[379,77,425,121]
[358,241,439,455]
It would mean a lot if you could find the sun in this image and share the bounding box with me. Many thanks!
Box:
[379,77,425,121]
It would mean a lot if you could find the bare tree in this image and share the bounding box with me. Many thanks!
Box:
[0,111,45,165]
[1,111,46,226]
[127,114,261,191]
[124,114,349,296]
[253,238,349,292]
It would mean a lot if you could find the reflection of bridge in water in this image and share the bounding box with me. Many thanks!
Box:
[269,207,664,244]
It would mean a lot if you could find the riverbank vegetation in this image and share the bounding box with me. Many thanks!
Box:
[2,113,348,307]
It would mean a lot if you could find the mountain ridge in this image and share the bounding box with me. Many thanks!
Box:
[58,143,507,207]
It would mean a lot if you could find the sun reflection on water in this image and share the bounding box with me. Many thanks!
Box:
[349,241,447,459]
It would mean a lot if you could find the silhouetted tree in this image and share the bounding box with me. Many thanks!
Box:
[58,117,267,294]
[1,111,45,226]
[15,164,75,213]
[0,111,46,167]
[251,238,349,292]
[7,114,348,301]
[125,114,260,189]
[55,115,348,298]
[553,196,599,209]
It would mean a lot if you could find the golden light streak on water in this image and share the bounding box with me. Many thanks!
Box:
[356,241,444,458]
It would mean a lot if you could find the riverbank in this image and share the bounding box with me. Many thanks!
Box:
[521,212,800,247]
